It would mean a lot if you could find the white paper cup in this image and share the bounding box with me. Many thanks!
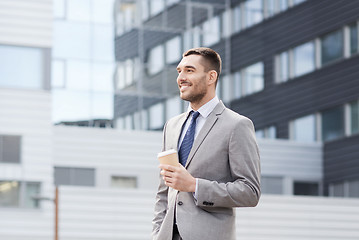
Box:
[157,149,179,166]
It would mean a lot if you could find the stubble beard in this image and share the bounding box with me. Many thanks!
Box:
[180,78,207,105]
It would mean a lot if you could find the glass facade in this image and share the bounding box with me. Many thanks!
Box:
[321,30,344,66]
[321,106,345,142]
[52,0,115,123]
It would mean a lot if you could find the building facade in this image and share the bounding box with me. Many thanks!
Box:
[113,0,359,197]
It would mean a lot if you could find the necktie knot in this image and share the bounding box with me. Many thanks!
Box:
[191,111,200,121]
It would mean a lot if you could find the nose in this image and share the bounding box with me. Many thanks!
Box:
[177,71,186,82]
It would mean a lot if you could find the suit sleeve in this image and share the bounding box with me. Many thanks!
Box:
[152,122,169,238]
[195,117,261,208]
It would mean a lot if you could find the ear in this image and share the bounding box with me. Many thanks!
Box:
[207,70,217,86]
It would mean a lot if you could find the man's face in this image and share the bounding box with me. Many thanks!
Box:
[176,55,209,103]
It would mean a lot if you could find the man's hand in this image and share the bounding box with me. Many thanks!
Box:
[159,164,196,192]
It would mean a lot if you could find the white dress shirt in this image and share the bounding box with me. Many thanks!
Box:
[177,96,220,198]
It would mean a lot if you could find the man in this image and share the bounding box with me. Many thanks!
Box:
[152,47,261,240]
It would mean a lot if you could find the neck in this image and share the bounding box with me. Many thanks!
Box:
[190,93,215,111]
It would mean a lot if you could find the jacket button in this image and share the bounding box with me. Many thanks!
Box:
[178,201,183,206]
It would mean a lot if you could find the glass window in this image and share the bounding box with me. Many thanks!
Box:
[166,36,182,64]
[321,106,345,141]
[141,0,149,21]
[192,26,202,48]
[66,60,91,91]
[125,59,134,86]
[261,176,283,194]
[293,0,306,5]
[243,62,264,95]
[93,24,114,61]
[54,167,95,186]
[53,21,91,60]
[125,114,133,130]
[221,75,232,103]
[294,182,319,196]
[148,45,165,75]
[291,115,316,142]
[166,96,182,120]
[0,181,20,207]
[92,63,114,92]
[279,0,288,11]
[244,0,263,28]
[24,182,40,208]
[0,45,44,89]
[348,179,359,198]
[256,129,265,139]
[52,89,91,123]
[67,0,91,22]
[266,126,276,139]
[52,60,66,88]
[330,182,344,197]
[233,71,242,99]
[265,0,276,18]
[278,51,289,82]
[293,41,315,77]
[350,101,359,135]
[222,9,231,38]
[0,135,21,163]
[203,16,221,47]
[116,62,126,90]
[149,102,164,130]
[111,176,137,188]
[350,23,358,55]
[321,29,344,66]
[91,92,114,119]
[150,0,164,17]
[232,4,241,33]
[92,0,114,24]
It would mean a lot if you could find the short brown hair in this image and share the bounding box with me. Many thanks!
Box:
[183,47,222,82]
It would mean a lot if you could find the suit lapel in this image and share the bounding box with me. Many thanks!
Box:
[172,112,190,151]
[184,101,225,168]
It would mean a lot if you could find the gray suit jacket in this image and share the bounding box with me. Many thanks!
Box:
[152,101,261,240]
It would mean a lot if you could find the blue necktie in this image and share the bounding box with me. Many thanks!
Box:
[179,111,200,166]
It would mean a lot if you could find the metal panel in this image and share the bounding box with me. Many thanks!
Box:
[0,0,52,48]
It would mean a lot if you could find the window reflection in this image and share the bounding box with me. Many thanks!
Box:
[321,30,343,65]
[321,106,345,141]
[291,115,316,142]
[203,16,220,46]
[350,23,358,55]
[293,41,314,77]
[244,62,264,95]
[245,0,263,28]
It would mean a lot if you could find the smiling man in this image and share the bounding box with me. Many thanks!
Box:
[152,47,261,240]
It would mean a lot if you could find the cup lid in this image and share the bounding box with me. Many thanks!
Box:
[157,149,177,158]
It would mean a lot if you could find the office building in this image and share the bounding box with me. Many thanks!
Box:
[113,0,359,197]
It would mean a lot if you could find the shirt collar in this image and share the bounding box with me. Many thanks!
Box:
[187,96,219,119]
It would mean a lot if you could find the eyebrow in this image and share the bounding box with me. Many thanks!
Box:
[177,65,196,71]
